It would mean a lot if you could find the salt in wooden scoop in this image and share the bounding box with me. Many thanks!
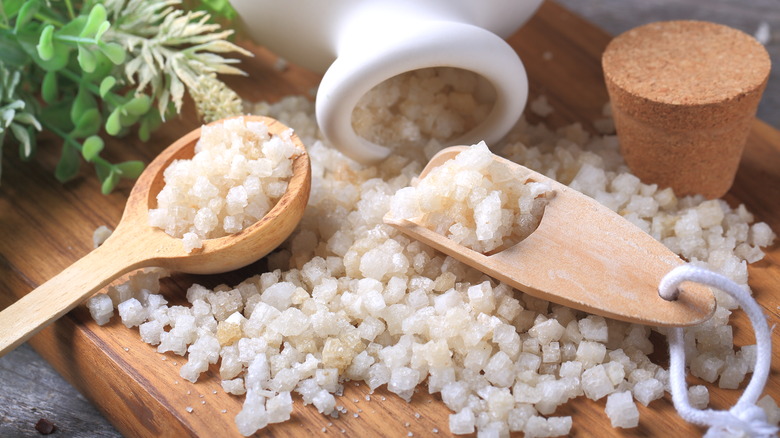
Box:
[0,115,311,356]
[384,146,715,327]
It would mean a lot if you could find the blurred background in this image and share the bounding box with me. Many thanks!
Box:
[1,1,777,437]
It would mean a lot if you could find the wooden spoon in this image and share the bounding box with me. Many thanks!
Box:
[0,115,311,356]
[384,146,715,327]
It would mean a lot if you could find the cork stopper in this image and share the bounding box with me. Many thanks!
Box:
[602,21,771,199]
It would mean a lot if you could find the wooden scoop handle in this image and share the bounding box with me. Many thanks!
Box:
[0,231,150,356]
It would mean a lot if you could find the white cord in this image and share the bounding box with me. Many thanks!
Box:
[659,264,778,437]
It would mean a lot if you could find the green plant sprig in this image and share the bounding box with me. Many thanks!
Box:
[0,0,246,194]
[0,63,42,171]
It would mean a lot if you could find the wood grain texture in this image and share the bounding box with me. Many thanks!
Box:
[0,1,778,437]
[0,343,118,438]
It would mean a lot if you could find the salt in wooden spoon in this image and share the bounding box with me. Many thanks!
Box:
[0,115,311,356]
[384,146,715,327]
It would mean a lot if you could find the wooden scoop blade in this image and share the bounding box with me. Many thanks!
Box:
[384,146,715,327]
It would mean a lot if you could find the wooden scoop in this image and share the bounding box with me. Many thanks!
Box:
[0,116,311,356]
[384,146,715,327]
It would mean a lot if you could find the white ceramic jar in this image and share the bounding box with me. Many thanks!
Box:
[230,0,543,163]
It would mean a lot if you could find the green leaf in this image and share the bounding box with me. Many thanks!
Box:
[138,108,162,142]
[138,117,151,142]
[37,46,70,71]
[40,100,73,133]
[14,24,70,71]
[99,77,116,98]
[0,38,30,68]
[16,25,73,71]
[71,108,100,138]
[80,4,107,38]
[118,110,139,128]
[105,108,122,136]
[77,45,97,73]
[200,0,237,20]
[81,135,104,162]
[14,0,40,32]
[57,16,87,38]
[36,25,55,61]
[42,70,58,103]
[95,21,111,41]
[82,51,114,80]
[55,144,81,182]
[116,161,144,179]
[1,0,26,18]
[124,95,151,116]
[101,169,120,194]
[70,86,97,125]
[95,162,109,182]
[98,41,125,65]
[95,165,111,183]
[10,123,34,160]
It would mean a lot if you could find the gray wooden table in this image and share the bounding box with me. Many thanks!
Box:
[2,2,778,437]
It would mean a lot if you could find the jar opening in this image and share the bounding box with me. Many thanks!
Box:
[351,67,497,161]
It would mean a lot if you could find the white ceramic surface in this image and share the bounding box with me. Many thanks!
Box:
[230,0,544,163]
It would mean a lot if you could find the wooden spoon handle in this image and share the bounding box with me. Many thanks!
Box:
[0,232,150,356]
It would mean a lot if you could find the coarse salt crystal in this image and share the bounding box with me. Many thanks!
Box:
[605,391,639,428]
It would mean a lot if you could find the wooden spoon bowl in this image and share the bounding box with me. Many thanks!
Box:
[121,115,311,274]
[0,115,311,356]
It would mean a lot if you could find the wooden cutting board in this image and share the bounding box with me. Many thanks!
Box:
[1,1,779,436]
